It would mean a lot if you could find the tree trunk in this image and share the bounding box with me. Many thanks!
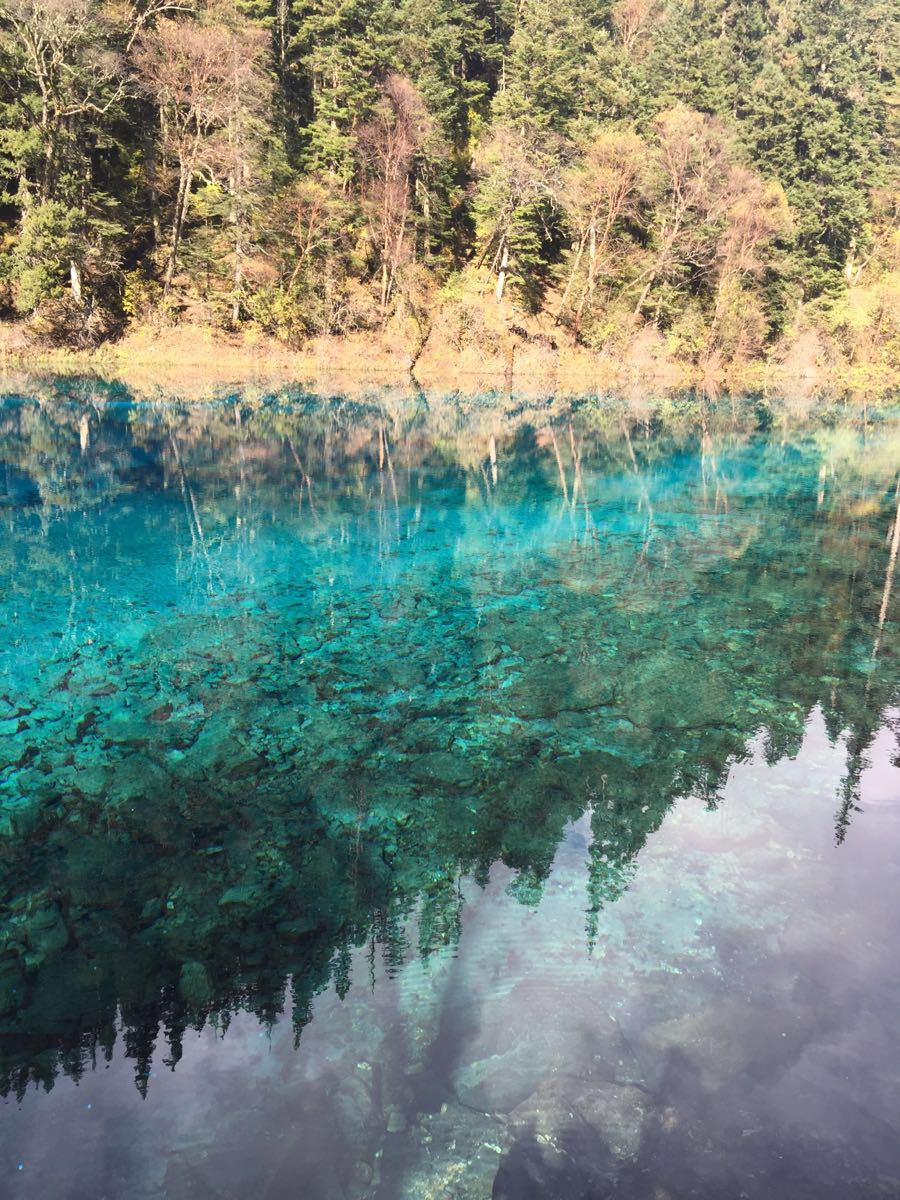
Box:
[380,261,390,313]
[164,162,192,295]
[495,240,509,303]
[147,124,161,247]
[554,231,587,324]
[632,271,655,318]
[587,222,597,301]
[231,207,244,326]
[230,160,246,326]
[574,220,598,336]
[40,130,57,203]
[69,259,83,303]
[277,0,288,72]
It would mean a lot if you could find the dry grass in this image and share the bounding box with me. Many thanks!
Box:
[0,314,894,402]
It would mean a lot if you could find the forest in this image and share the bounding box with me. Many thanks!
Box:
[0,0,897,377]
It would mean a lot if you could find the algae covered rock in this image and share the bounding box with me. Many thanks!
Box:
[22,902,69,968]
[411,751,476,790]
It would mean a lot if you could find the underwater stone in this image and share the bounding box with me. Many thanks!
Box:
[23,903,69,967]
[1,793,43,838]
[140,897,164,923]
[451,976,644,1114]
[72,763,108,797]
[453,1044,564,1114]
[102,713,152,747]
[386,1106,407,1133]
[508,1077,649,1161]
[410,752,475,789]
[218,884,259,908]
[395,1103,508,1200]
[641,998,813,1090]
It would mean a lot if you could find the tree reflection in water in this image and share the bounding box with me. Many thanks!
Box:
[1,383,899,1198]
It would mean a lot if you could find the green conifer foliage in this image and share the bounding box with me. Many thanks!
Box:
[0,0,893,358]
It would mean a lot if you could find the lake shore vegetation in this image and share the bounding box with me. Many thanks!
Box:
[0,0,897,389]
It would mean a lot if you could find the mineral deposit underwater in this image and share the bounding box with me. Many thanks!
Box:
[1,383,900,1199]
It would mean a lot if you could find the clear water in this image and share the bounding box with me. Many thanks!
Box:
[1,383,900,1199]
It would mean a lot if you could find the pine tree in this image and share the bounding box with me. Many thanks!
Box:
[736,0,889,298]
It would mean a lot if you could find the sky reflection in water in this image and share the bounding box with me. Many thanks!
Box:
[1,385,899,1199]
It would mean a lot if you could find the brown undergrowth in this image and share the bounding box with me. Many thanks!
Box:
[0,309,895,402]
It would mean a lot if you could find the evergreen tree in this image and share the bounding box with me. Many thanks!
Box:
[736,0,889,298]
[0,0,892,358]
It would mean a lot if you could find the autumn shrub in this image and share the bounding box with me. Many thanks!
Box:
[122,271,166,328]
[431,271,507,355]
[826,275,900,374]
[25,295,120,348]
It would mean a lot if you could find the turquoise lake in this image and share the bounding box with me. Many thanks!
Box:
[1,382,899,1198]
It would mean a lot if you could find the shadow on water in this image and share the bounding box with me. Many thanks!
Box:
[1,381,900,1197]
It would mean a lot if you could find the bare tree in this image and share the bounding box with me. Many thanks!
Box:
[716,169,791,284]
[473,122,561,303]
[632,107,734,318]
[358,73,435,315]
[277,177,355,289]
[557,128,647,331]
[711,168,791,349]
[122,0,195,52]
[0,0,126,202]
[611,0,659,54]
[134,13,268,298]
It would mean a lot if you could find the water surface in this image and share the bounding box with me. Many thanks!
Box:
[1,384,899,1198]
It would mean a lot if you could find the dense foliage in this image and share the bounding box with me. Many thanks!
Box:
[0,0,897,364]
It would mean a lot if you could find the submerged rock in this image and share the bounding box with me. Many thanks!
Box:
[23,903,69,968]
[641,998,813,1090]
[508,1076,649,1161]
[411,751,476,790]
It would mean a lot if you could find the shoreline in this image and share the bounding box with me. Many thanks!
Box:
[1,321,896,402]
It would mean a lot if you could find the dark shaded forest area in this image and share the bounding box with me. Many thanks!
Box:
[0,0,897,374]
